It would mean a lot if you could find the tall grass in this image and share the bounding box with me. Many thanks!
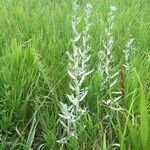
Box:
[0,0,149,150]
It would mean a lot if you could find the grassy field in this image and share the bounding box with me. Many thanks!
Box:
[0,0,149,149]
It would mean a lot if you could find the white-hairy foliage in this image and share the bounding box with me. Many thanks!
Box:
[98,6,135,148]
[58,1,92,144]
[99,6,121,109]
[98,7,122,149]
[123,37,134,70]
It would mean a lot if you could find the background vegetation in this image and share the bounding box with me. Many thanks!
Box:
[0,0,149,149]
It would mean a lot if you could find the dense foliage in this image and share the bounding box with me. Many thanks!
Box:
[0,0,149,149]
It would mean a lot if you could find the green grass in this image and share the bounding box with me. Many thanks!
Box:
[0,0,149,149]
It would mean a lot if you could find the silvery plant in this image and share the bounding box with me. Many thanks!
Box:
[98,6,134,148]
[98,6,121,148]
[99,6,134,111]
[57,1,93,144]
[99,6,122,110]
[123,37,134,71]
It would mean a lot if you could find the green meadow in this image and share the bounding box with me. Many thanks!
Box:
[0,0,149,149]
